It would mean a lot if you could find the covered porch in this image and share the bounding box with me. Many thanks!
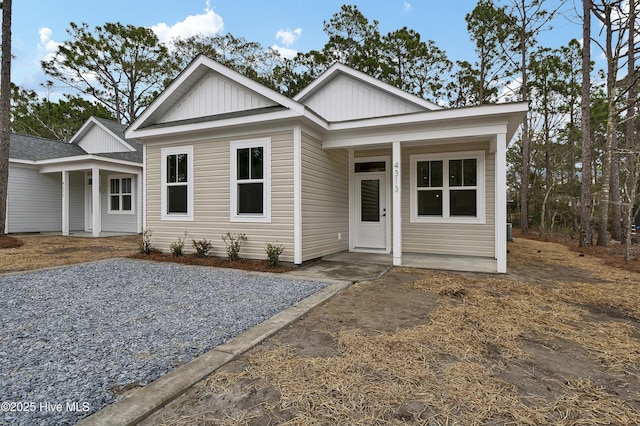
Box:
[38,158,143,238]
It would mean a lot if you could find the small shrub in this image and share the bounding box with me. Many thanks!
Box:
[192,239,213,257]
[140,229,153,254]
[170,232,187,257]
[265,241,285,267]
[222,232,247,261]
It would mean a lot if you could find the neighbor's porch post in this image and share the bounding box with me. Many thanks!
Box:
[91,167,101,237]
[495,133,507,273]
[62,170,69,236]
[392,141,402,266]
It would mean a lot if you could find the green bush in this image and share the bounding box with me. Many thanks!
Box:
[170,232,187,257]
[192,239,213,257]
[140,229,153,254]
[265,241,285,267]
[222,232,247,261]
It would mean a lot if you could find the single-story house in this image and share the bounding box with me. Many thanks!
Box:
[7,117,143,236]
[126,55,527,273]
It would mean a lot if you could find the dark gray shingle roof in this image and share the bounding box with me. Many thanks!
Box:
[10,133,87,161]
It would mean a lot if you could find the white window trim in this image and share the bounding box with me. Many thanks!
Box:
[410,150,486,224]
[161,145,194,221]
[108,174,134,215]
[230,138,271,223]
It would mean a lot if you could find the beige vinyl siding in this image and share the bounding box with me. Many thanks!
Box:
[145,131,295,262]
[7,164,62,233]
[401,142,495,257]
[300,133,349,261]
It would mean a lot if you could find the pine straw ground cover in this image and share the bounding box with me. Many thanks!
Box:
[142,237,640,426]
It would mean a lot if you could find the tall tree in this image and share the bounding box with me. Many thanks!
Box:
[0,0,11,236]
[11,84,113,141]
[504,0,563,234]
[380,27,452,102]
[580,0,594,247]
[321,4,382,76]
[463,0,517,104]
[592,1,634,245]
[41,22,177,124]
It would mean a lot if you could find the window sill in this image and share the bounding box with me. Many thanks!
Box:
[230,215,271,223]
[410,216,486,225]
[161,214,193,222]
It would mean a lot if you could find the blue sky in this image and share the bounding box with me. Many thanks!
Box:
[11,0,582,96]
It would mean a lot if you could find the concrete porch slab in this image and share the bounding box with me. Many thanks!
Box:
[322,251,498,274]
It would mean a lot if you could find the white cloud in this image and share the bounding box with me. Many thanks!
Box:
[403,1,413,13]
[275,28,302,47]
[271,44,298,60]
[151,1,224,45]
[38,27,61,53]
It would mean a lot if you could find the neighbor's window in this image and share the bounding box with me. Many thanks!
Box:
[230,138,271,222]
[411,151,485,223]
[161,146,193,221]
[109,176,133,213]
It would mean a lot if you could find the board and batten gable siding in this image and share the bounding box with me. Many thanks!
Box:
[77,125,130,153]
[300,132,349,261]
[401,142,495,257]
[7,164,62,233]
[303,74,423,122]
[145,131,295,262]
[160,72,278,124]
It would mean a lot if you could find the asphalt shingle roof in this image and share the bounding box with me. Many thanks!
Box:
[10,118,142,165]
[9,133,87,161]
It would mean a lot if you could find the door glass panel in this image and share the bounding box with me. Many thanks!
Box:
[361,179,380,222]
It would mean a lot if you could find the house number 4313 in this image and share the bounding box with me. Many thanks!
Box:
[393,162,400,193]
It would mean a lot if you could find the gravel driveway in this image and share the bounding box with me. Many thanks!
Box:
[0,259,328,425]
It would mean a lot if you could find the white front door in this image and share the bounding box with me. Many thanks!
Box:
[354,173,387,249]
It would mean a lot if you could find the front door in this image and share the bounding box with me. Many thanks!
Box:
[354,173,387,249]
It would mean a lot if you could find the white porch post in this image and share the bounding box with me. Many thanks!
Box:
[61,171,69,236]
[136,170,143,234]
[91,167,101,237]
[392,141,402,266]
[495,133,507,273]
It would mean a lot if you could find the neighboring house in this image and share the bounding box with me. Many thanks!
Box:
[126,55,527,273]
[7,117,143,236]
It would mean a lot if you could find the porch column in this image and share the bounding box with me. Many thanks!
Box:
[495,133,507,273]
[136,170,143,234]
[392,141,402,266]
[91,167,101,237]
[62,171,69,236]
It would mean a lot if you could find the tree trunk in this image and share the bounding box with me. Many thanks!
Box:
[596,3,617,247]
[579,0,593,247]
[0,0,13,236]
[624,0,638,261]
[519,0,530,234]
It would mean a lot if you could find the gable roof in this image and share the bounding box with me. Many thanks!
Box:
[293,62,443,115]
[69,116,141,153]
[126,54,309,139]
[10,133,87,161]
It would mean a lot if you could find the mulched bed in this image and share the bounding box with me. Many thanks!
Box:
[130,250,292,273]
[0,235,24,249]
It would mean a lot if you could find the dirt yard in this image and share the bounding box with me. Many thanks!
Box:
[140,236,640,426]
[2,233,639,425]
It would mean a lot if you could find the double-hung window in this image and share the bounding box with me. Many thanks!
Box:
[230,138,271,222]
[161,146,194,221]
[109,176,133,213]
[410,151,485,223]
